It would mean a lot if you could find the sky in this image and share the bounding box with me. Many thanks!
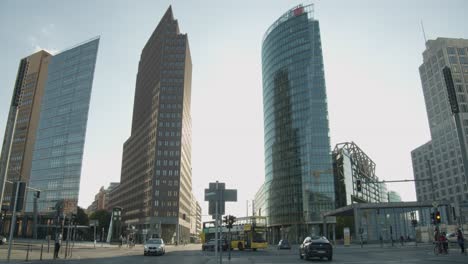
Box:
[1,0,468,221]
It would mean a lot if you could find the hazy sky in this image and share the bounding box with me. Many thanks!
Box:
[1,0,467,220]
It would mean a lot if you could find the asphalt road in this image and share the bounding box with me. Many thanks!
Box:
[4,242,467,264]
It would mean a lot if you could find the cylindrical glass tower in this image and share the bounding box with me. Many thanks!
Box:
[261,4,335,243]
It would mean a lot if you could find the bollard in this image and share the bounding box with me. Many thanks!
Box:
[40,243,44,260]
[48,236,50,253]
[25,244,30,261]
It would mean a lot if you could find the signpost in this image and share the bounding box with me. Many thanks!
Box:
[204,181,237,264]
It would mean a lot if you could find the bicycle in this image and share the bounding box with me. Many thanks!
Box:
[434,241,448,255]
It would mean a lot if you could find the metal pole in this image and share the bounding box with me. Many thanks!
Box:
[7,181,20,262]
[215,182,218,262]
[454,113,468,188]
[0,107,19,208]
[219,189,223,264]
[228,227,231,260]
[94,225,96,248]
[33,195,38,239]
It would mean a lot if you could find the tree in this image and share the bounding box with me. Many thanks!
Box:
[89,210,111,236]
[75,206,89,226]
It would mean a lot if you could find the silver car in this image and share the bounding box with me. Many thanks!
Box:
[144,238,165,256]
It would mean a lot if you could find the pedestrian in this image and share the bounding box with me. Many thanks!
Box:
[54,233,62,259]
[400,235,404,246]
[119,235,123,248]
[457,228,465,254]
[438,232,448,254]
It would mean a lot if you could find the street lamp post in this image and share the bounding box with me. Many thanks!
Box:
[7,182,20,262]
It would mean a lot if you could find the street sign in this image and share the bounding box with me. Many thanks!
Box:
[205,182,237,216]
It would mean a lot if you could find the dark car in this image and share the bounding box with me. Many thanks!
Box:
[202,239,228,251]
[277,239,291,249]
[299,236,333,261]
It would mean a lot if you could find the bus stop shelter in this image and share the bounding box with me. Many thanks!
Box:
[322,201,452,244]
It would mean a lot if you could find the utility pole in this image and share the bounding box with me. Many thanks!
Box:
[0,108,19,209]
[7,182,20,262]
[443,66,468,188]
[214,182,218,261]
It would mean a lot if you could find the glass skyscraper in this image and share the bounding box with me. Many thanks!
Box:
[26,38,100,213]
[261,4,334,243]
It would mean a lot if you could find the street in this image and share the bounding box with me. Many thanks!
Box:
[2,242,466,264]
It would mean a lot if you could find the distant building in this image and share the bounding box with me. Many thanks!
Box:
[332,142,384,207]
[109,6,196,244]
[86,182,119,214]
[189,195,202,242]
[253,183,267,218]
[411,38,468,205]
[387,190,402,202]
[379,182,389,203]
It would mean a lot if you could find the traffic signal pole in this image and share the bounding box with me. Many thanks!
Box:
[7,182,20,262]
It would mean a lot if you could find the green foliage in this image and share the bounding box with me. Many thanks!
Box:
[75,206,89,225]
[89,209,111,231]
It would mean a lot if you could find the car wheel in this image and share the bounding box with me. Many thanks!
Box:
[299,249,303,259]
[328,255,333,261]
[253,248,257,251]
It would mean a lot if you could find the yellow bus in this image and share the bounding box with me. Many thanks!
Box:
[201,216,268,251]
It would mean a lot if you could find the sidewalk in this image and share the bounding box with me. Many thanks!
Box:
[0,240,143,262]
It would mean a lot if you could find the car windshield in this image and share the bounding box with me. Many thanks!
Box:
[311,236,326,241]
[147,239,162,244]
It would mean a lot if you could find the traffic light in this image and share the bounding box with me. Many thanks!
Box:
[430,212,435,224]
[35,191,40,199]
[356,179,362,192]
[223,215,228,225]
[435,211,441,224]
[227,215,236,229]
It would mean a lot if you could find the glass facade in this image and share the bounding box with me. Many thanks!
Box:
[332,142,383,208]
[26,38,99,213]
[261,4,334,241]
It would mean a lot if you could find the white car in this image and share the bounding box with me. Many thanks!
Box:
[447,232,458,243]
[144,238,165,256]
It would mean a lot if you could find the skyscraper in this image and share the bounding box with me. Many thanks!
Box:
[27,38,100,213]
[412,38,468,206]
[261,4,334,243]
[109,6,193,243]
[0,38,99,236]
[0,51,51,212]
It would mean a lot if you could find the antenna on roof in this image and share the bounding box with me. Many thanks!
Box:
[420,20,427,45]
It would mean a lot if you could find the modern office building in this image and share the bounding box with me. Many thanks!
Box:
[332,142,384,208]
[109,6,195,244]
[26,38,100,214]
[260,4,334,243]
[411,38,468,208]
[0,38,99,236]
[0,51,51,214]
[387,190,402,202]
